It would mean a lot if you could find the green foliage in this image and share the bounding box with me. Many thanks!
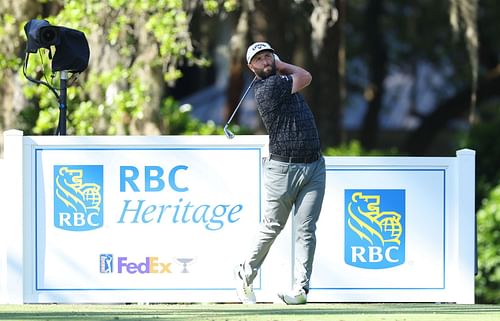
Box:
[13,0,226,135]
[323,140,399,156]
[461,101,500,303]
[0,54,21,82]
[460,101,500,204]
[0,13,21,81]
[159,97,253,136]
[0,0,243,136]
[202,0,238,15]
[20,49,62,134]
[160,97,220,135]
[475,184,500,303]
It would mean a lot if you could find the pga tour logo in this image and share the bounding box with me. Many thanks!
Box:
[100,254,113,273]
[54,165,104,231]
[344,189,405,269]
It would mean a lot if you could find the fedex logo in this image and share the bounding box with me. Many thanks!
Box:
[117,256,172,274]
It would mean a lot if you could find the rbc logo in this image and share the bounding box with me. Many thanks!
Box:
[344,189,405,269]
[54,165,104,231]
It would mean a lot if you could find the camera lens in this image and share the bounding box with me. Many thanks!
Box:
[39,26,59,46]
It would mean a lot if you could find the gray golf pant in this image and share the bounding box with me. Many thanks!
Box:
[241,156,326,292]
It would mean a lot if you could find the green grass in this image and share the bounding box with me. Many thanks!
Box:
[0,303,499,321]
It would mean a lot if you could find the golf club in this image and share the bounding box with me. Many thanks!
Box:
[223,76,257,139]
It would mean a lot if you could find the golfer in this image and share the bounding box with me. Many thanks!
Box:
[234,42,326,304]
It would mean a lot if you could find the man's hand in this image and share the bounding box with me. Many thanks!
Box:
[274,57,312,93]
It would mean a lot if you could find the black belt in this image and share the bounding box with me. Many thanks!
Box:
[269,153,320,164]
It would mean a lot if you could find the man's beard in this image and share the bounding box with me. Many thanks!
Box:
[255,63,276,79]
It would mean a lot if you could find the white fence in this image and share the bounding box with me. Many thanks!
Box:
[0,130,475,304]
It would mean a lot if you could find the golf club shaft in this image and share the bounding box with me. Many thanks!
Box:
[225,76,257,127]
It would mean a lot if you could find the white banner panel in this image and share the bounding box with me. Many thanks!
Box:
[35,147,263,291]
[312,168,446,290]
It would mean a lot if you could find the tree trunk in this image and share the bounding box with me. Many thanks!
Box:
[223,7,248,125]
[252,0,291,56]
[359,0,387,150]
[308,0,346,148]
[0,0,42,137]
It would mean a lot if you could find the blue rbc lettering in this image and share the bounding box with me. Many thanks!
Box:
[117,164,247,231]
[120,165,188,192]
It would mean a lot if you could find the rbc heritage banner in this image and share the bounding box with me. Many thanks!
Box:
[1,132,476,303]
[35,147,263,291]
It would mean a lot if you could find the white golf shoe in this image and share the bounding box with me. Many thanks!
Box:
[277,288,307,305]
[234,264,256,304]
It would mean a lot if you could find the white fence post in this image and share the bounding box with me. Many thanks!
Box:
[2,129,24,303]
[0,155,4,302]
[456,148,476,304]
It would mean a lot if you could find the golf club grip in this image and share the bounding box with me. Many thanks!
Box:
[225,76,257,126]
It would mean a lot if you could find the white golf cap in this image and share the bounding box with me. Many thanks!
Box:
[246,42,274,64]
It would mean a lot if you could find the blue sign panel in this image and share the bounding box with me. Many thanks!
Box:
[54,165,104,231]
[344,189,405,269]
